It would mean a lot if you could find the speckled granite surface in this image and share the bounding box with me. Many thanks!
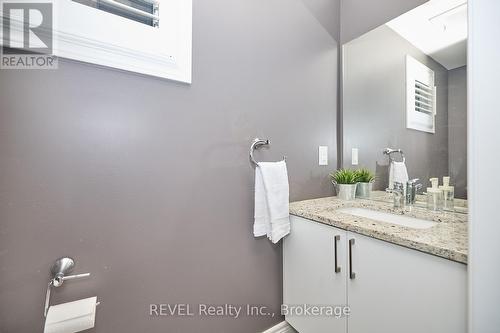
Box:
[289,196,468,264]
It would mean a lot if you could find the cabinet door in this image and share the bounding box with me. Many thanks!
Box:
[347,232,467,333]
[283,216,347,333]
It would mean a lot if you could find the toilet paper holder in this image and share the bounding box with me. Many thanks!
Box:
[44,257,98,317]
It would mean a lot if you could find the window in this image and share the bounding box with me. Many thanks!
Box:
[406,55,436,133]
[73,0,159,27]
[57,0,191,82]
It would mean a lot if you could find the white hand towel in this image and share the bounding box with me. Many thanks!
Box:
[388,161,409,189]
[254,161,290,243]
[44,296,97,333]
[254,166,270,238]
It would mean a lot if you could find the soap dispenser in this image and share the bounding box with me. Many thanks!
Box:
[439,176,455,212]
[427,178,443,211]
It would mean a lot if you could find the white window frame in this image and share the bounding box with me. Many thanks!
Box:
[58,0,192,83]
[2,0,192,82]
[406,55,436,133]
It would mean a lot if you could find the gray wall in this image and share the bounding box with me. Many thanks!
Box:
[343,25,449,190]
[448,66,467,198]
[0,0,339,332]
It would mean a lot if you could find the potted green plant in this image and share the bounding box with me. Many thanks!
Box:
[355,168,376,199]
[330,169,359,201]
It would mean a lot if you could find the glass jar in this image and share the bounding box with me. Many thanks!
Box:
[441,187,455,212]
[427,190,444,211]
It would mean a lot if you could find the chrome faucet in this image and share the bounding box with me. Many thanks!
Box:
[386,182,405,208]
[406,179,422,206]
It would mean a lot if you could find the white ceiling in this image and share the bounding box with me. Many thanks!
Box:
[386,0,467,70]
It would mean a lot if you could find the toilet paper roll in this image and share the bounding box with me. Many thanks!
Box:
[44,296,97,333]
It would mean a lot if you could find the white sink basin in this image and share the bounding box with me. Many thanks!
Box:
[337,207,437,229]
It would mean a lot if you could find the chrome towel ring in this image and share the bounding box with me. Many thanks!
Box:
[383,148,405,163]
[250,138,286,166]
[44,257,96,317]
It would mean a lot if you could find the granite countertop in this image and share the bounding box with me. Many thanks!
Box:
[289,196,468,264]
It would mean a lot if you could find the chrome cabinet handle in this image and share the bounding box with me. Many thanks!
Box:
[349,238,356,279]
[334,235,341,273]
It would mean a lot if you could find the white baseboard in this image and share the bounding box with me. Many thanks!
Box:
[260,320,296,333]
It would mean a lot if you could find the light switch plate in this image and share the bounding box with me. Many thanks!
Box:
[352,148,359,165]
[319,146,328,166]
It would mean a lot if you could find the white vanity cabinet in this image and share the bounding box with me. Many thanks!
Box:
[283,216,348,333]
[347,231,467,333]
[283,216,467,333]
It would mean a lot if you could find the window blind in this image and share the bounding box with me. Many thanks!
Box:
[73,0,160,27]
[414,80,436,115]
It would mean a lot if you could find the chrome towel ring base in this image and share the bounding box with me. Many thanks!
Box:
[250,138,286,166]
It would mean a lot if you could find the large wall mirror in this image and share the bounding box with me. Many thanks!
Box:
[342,0,468,204]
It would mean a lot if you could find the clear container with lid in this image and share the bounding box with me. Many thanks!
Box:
[427,178,443,211]
[439,176,455,212]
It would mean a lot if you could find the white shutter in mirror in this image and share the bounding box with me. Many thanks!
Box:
[406,55,436,133]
